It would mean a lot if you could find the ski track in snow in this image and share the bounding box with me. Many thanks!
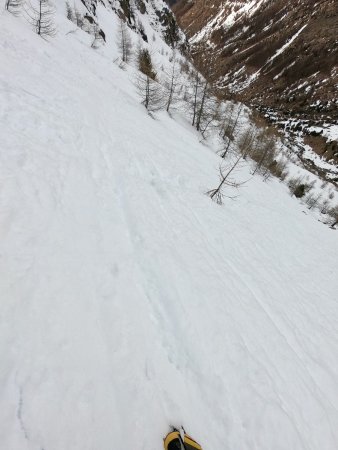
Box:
[1,4,338,450]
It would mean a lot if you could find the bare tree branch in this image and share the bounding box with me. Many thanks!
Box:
[206,156,246,204]
[26,0,56,38]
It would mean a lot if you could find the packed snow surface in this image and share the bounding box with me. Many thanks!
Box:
[1,5,338,450]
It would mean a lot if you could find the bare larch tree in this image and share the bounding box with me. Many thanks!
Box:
[135,73,164,113]
[189,69,203,127]
[163,58,181,113]
[206,156,244,204]
[27,0,56,38]
[220,103,244,159]
[117,19,132,63]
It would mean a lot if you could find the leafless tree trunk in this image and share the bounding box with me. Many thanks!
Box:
[206,156,244,204]
[306,193,322,210]
[238,127,256,160]
[164,59,180,113]
[189,70,202,127]
[135,72,164,113]
[320,199,330,214]
[199,99,221,139]
[252,138,275,175]
[117,19,132,63]
[27,0,56,38]
[187,72,219,135]
[220,104,243,159]
[195,80,208,132]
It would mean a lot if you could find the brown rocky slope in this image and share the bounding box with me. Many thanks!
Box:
[170,0,338,124]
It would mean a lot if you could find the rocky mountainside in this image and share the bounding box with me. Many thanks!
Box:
[78,0,186,49]
[171,0,338,121]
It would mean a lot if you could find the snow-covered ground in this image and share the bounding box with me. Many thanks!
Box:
[1,3,338,450]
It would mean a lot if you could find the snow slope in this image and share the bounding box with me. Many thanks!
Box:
[1,4,338,450]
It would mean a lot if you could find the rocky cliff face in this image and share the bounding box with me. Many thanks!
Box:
[79,0,186,49]
[171,0,338,124]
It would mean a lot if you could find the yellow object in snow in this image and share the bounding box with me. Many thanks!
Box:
[164,430,203,450]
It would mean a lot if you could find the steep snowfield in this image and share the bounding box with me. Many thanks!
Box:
[1,5,338,450]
